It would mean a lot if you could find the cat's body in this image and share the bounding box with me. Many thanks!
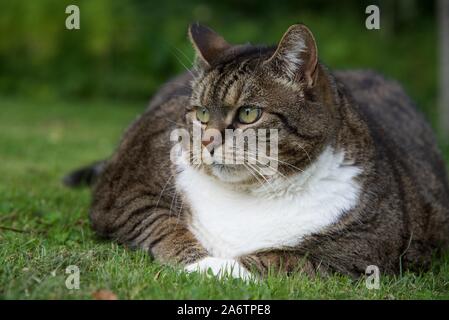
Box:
[69,24,449,278]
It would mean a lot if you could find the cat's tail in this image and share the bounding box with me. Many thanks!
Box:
[62,160,106,188]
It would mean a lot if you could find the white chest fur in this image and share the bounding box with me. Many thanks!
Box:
[176,147,362,258]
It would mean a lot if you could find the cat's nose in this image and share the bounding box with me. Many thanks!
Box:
[202,136,220,157]
[201,137,213,147]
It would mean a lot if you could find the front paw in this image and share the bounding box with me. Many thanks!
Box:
[185,257,253,281]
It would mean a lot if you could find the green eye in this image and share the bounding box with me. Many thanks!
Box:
[196,107,210,123]
[238,106,261,124]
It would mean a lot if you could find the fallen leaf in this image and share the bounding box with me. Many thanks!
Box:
[92,289,118,300]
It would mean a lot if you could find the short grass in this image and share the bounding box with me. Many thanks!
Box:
[1,97,449,300]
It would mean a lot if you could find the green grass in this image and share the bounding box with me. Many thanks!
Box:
[1,97,449,300]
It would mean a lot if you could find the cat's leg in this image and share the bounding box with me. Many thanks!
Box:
[91,205,208,266]
[184,257,253,280]
[238,250,322,278]
[184,251,318,280]
[137,214,209,265]
[92,202,254,279]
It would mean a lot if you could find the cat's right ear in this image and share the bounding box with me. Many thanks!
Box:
[188,23,231,69]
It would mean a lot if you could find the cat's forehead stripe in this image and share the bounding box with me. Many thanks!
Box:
[223,78,244,106]
[198,71,216,104]
[197,60,251,107]
[220,73,240,106]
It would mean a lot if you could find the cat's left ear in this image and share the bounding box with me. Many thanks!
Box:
[188,23,231,69]
[265,24,318,88]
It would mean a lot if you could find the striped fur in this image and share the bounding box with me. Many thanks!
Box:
[80,24,449,279]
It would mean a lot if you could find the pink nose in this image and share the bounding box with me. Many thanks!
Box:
[202,137,214,147]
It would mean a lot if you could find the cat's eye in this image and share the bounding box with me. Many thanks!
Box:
[196,107,210,123]
[238,106,261,124]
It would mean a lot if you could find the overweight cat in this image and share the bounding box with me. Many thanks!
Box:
[65,23,449,279]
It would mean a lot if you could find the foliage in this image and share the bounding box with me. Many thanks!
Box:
[0,1,438,124]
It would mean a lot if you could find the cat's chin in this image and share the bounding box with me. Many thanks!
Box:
[209,164,252,184]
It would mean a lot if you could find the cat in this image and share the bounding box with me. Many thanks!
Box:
[64,23,449,279]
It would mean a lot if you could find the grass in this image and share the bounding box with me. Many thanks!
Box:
[1,97,449,300]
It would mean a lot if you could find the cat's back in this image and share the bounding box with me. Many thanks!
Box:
[335,70,449,248]
[146,72,194,112]
[335,70,446,176]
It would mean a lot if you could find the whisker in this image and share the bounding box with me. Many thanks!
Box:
[297,143,312,163]
[243,163,270,192]
[246,150,305,174]
[165,117,188,128]
[246,161,277,193]
[169,47,198,81]
[155,174,175,210]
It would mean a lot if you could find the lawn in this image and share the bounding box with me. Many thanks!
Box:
[1,97,449,300]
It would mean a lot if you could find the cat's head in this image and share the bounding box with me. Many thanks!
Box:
[182,23,339,185]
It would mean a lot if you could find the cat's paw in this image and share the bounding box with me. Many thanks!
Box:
[185,257,253,281]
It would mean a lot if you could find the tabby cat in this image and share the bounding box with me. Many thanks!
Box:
[65,23,449,279]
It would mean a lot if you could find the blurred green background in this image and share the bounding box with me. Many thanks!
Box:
[1,1,449,299]
[0,0,438,120]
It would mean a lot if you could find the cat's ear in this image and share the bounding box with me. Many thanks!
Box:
[188,23,231,68]
[265,24,318,88]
